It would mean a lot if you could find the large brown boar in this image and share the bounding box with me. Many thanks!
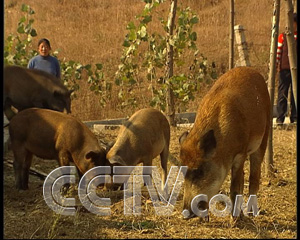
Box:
[9,108,107,190]
[179,66,270,219]
[106,108,170,192]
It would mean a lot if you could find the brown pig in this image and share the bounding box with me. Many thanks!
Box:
[106,108,170,192]
[8,108,107,190]
[179,66,270,219]
[4,65,72,120]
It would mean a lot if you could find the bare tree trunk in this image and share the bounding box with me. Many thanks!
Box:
[166,0,177,126]
[229,0,234,69]
[266,0,280,178]
[284,0,297,110]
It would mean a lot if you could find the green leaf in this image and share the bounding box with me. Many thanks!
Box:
[75,64,83,70]
[75,71,81,79]
[139,26,147,38]
[127,21,136,30]
[19,16,26,23]
[142,15,152,24]
[96,63,103,70]
[29,8,35,15]
[129,78,137,85]
[169,38,175,46]
[84,64,92,70]
[21,4,28,12]
[189,32,197,41]
[211,71,218,79]
[17,26,25,33]
[123,39,131,47]
[87,76,93,83]
[115,78,121,86]
[30,29,37,37]
[190,16,199,24]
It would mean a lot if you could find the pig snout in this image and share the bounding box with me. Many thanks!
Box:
[182,197,209,220]
[182,209,196,220]
[182,179,197,219]
[76,149,107,176]
[181,174,210,220]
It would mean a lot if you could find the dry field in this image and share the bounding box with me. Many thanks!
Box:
[3,125,297,239]
[4,0,293,121]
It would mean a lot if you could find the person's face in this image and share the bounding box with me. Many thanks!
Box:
[38,41,51,56]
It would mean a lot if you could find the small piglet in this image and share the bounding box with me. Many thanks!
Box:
[106,108,170,192]
[9,108,107,190]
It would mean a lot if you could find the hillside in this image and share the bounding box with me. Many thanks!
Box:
[4,0,292,120]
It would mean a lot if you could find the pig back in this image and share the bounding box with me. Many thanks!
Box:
[107,108,170,162]
[4,65,71,113]
[9,108,98,159]
[195,66,270,135]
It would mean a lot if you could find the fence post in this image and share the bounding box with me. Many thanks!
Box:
[234,25,250,66]
[229,0,234,69]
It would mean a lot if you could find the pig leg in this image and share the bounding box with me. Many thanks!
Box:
[13,147,32,190]
[160,147,169,199]
[58,151,72,193]
[249,130,268,196]
[143,158,153,187]
[249,150,265,195]
[22,151,33,190]
[230,154,246,208]
[58,151,71,167]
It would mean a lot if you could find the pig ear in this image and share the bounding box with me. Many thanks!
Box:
[200,129,216,159]
[108,156,127,166]
[179,131,189,145]
[106,141,115,152]
[86,150,106,160]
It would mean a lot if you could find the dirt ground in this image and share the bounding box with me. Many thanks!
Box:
[3,124,297,239]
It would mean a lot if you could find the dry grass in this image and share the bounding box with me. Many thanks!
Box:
[3,126,297,239]
[4,0,293,121]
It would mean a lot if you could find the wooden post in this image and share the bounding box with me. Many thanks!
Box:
[284,0,297,110]
[229,0,234,69]
[234,25,250,66]
[166,0,177,126]
[266,0,280,178]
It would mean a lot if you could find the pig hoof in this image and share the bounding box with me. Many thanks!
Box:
[182,209,196,220]
[197,215,209,222]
